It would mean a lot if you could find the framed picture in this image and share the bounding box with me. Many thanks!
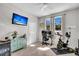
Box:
[40,23,45,29]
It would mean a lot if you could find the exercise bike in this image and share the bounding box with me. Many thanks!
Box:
[57,32,72,52]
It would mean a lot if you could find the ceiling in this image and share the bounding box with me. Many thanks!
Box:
[11,3,79,17]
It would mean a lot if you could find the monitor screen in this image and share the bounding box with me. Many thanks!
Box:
[12,13,28,26]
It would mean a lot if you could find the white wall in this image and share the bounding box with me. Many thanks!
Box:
[0,4,38,45]
[39,8,79,49]
[64,10,78,48]
[76,8,79,47]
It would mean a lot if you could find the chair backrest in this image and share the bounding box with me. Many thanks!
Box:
[42,30,45,36]
[41,30,49,41]
[42,31,46,36]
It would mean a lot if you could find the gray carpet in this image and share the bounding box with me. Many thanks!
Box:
[51,48,74,55]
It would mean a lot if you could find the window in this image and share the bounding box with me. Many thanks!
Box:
[45,18,51,30]
[54,16,62,31]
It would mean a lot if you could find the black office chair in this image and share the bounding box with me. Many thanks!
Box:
[42,30,49,45]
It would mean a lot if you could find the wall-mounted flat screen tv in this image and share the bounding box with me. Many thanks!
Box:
[12,13,28,26]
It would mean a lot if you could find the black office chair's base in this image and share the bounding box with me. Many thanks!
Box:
[42,42,49,45]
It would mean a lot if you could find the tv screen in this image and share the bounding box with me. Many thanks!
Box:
[12,13,28,26]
